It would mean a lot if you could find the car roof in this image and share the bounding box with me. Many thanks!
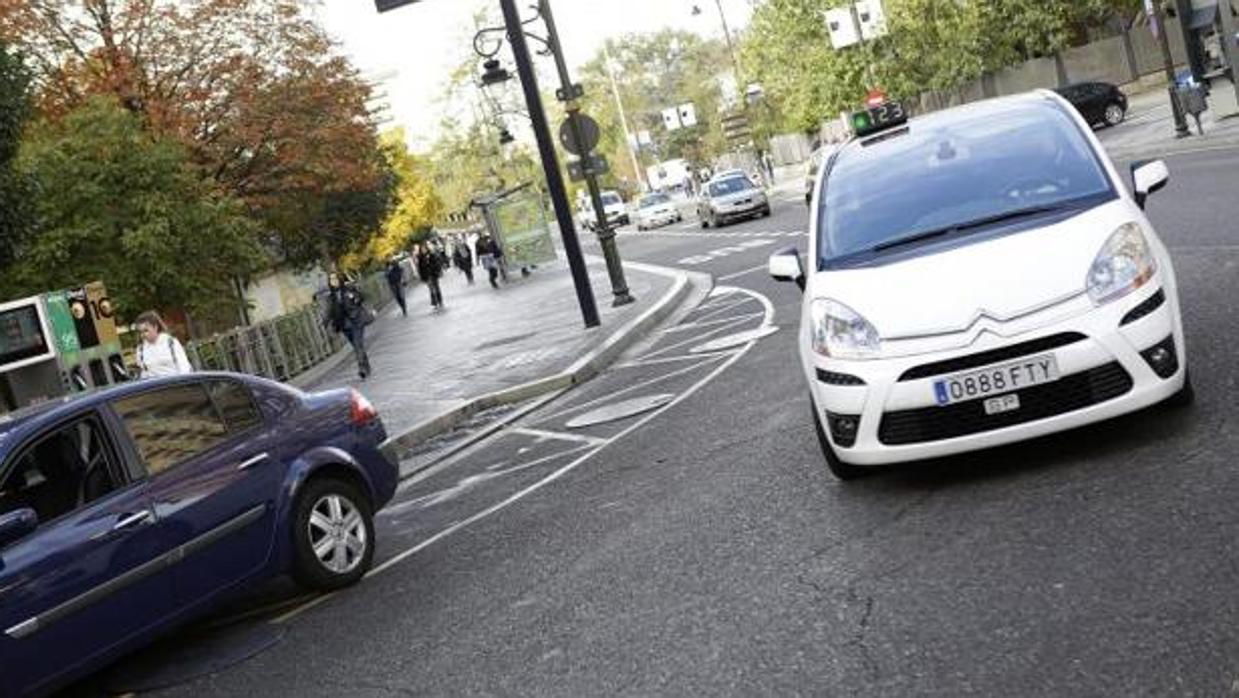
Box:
[0,373,280,459]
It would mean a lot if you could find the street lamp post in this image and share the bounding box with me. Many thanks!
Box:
[538,1,635,307]
[377,0,604,327]
[1152,3,1192,138]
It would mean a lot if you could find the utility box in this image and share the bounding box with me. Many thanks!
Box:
[0,282,129,414]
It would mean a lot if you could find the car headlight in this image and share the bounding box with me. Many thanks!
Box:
[1085,222,1157,305]
[810,299,881,359]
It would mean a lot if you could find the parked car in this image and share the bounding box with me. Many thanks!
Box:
[1054,81,1128,128]
[579,190,629,231]
[0,373,399,696]
[634,192,682,230]
[697,174,771,228]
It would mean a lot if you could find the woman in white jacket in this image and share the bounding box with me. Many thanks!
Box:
[135,311,193,378]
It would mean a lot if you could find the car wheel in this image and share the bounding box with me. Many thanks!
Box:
[811,400,869,481]
[1165,369,1194,408]
[291,477,376,591]
[1103,103,1126,127]
[700,215,710,229]
[762,206,772,217]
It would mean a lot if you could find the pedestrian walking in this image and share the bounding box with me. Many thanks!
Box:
[762,150,775,183]
[324,273,373,379]
[453,241,475,284]
[385,257,407,317]
[416,243,445,308]
[134,310,192,378]
[476,234,502,289]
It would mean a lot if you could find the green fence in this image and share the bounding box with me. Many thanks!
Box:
[184,271,393,383]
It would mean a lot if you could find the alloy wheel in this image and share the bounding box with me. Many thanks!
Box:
[307,493,368,574]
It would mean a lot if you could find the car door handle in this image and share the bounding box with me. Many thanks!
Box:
[113,510,154,531]
[237,453,270,471]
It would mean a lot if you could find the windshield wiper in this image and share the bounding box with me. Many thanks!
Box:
[871,203,1075,253]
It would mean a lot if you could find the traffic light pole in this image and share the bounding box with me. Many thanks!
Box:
[497,0,601,327]
[539,0,635,307]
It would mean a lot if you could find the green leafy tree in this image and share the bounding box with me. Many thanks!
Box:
[9,97,264,322]
[0,41,33,269]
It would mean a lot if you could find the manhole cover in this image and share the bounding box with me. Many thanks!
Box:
[565,394,676,428]
[103,621,287,693]
[689,325,779,353]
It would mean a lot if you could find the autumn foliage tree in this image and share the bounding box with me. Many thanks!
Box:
[0,0,392,269]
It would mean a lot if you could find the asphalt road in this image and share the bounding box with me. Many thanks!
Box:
[70,145,1239,697]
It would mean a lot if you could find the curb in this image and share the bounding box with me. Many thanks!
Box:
[382,260,713,470]
[1105,135,1239,162]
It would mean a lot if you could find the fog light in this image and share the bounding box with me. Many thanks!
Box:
[826,412,860,448]
[1139,336,1179,379]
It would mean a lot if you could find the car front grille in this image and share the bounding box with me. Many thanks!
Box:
[878,362,1133,445]
[898,332,1087,381]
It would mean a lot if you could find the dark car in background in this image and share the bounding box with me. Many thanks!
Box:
[0,374,398,697]
[1055,81,1128,128]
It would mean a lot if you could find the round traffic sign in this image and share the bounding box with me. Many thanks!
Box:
[559,113,601,156]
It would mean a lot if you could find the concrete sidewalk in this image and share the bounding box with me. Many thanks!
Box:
[1099,85,1239,160]
[296,255,696,445]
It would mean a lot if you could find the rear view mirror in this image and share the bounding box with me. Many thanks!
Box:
[769,247,805,291]
[0,508,37,548]
[1131,159,1169,209]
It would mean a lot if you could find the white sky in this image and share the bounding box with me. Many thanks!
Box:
[318,0,754,150]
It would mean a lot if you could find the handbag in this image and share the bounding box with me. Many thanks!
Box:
[360,305,377,326]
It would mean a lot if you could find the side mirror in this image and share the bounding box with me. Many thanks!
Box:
[769,247,806,291]
[1131,159,1169,209]
[0,508,37,548]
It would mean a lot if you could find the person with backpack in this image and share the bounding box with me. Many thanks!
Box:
[134,310,193,378]
[475,233,502,289]
[385,257,407,317]
[324,272,373,379]
[453,240,475,284]
[415,243,445,309]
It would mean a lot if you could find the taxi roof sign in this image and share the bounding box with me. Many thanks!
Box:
[850,101,908,138]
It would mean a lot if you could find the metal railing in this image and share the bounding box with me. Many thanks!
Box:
[184,272,394,383]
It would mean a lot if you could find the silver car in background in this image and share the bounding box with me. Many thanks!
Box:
[697,174,771,228]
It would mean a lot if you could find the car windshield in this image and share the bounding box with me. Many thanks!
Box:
[601,193,622,206]
[640,194,671,208]
[709,177,752,197]
[817,99,1114,268]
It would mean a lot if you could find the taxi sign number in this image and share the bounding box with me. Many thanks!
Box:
[851,101,908,138]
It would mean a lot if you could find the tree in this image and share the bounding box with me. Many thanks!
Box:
[342,128,444,269]
[0,0,392,269]
[9,97,264,322]
[0,40,33,269]
[574,32,730,185]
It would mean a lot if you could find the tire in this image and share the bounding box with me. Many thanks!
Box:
[701,215,710,229]
[762,206,772,217]
[811,401,869,481]
[1103,102,1126,127]
[1165,369,1194,408]
[291,477,376,591]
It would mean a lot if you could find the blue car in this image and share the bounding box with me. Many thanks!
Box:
[0,373,398,696]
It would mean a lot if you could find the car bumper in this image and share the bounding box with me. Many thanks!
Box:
[716,202,769,220]
[639,211,680,227]
[806,285,1185,466]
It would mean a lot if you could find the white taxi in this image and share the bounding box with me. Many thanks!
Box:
[770,92,1190,479]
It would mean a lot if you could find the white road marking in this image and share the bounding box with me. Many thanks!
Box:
[660,310,767,334]
[717,263,769,281]
[273,287,775,626]
[511,427,608,445]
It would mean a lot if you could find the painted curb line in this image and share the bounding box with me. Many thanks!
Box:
[382,259,713,475]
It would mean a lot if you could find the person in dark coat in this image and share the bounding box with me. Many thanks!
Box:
[475,234,502,289]
[453,241,474,284]
[324,272,372,379]
[415,243,444,308]
[385,258,407,317]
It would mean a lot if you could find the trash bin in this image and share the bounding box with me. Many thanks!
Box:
[1176,84,1208,135]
